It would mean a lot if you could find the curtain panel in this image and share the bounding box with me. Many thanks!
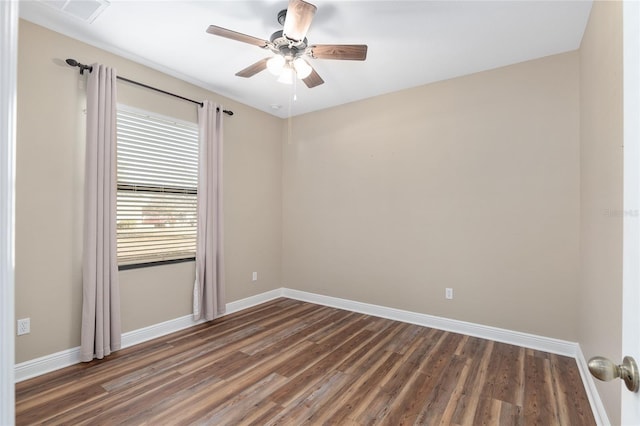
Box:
[80,64,121,362]
[193,101,225,321]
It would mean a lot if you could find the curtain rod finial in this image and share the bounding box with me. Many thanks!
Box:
[66,58,92,75]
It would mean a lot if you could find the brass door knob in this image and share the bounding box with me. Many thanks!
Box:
[588,355,639,392]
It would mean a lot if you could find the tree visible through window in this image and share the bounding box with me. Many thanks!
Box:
[116,106,198,267]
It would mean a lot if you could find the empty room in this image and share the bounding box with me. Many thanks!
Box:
[2,0,640,424]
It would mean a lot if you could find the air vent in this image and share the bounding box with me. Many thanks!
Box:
[36,0,110,23]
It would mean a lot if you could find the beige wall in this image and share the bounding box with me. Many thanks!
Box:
[283,52,581,341]
[15,20,283,363]
[578,2,624,425]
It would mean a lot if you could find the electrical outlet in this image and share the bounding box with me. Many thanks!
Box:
[17,318,30,335]
[252,272,257,281]
[445,288,453,300]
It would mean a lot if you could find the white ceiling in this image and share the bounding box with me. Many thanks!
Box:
[20,0,593,118]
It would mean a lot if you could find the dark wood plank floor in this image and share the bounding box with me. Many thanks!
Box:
[15,298,595,425]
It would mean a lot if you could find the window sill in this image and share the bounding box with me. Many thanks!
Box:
[118,257,195,271]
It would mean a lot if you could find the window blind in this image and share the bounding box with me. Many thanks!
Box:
[116,106,199,266]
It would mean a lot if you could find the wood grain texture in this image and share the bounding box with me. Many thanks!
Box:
[206,25,268,48]
[310,44,368,61]
[235,58,269,78]
[16,298,595,425]
[302,67,324,88]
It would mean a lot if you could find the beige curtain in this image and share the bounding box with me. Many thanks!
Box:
[80,64,121,362]
[193,101,225,321]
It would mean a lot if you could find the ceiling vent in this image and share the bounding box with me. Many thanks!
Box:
[36,0,110,23]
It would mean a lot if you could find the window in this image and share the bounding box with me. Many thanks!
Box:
[116,106,199,268]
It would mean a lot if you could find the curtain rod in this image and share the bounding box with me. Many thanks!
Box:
[65,59,234,116]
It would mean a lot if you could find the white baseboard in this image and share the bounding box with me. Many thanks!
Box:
[122,288,284,351]
[575,346,611,426]
[14,346,83,383]
[14,289,284,382]
[121,314,205,350]
[13,286,607,426]
[225,288,283,314]
[282,288,578,357]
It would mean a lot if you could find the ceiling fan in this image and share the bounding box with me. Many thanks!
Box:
[206,0,368,88]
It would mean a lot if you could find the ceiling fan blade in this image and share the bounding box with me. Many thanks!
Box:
[302,66,324,88]
[207,25,269,48]
[283,0,317,42]
[235,58,270,78]
[310,44,368,61]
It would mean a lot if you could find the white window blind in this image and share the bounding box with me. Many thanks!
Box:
[116,106,199,266]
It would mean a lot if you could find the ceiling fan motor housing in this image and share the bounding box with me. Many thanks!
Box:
[269,30,308,58]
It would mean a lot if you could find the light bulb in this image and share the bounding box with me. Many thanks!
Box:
[267,55,285,76]
[293,57,312,79]
[277,64,294,85]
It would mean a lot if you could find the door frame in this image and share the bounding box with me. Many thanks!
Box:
[0,0,18,424]
[622,1,640,424]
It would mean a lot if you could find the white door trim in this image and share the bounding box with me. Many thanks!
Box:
[622,1,640,424]
[0,0,18,424]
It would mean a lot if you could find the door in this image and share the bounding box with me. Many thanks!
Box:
[623,1,640,424]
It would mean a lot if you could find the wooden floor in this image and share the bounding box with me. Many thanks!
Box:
[16,298,595,425]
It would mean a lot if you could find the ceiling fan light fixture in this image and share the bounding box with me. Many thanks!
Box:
[293,57,312,79]
[277,64,295,84]
[266,55,285,75]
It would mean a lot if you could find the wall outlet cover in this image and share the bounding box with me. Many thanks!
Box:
[17,318,30,335]
[445,288,453,300]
